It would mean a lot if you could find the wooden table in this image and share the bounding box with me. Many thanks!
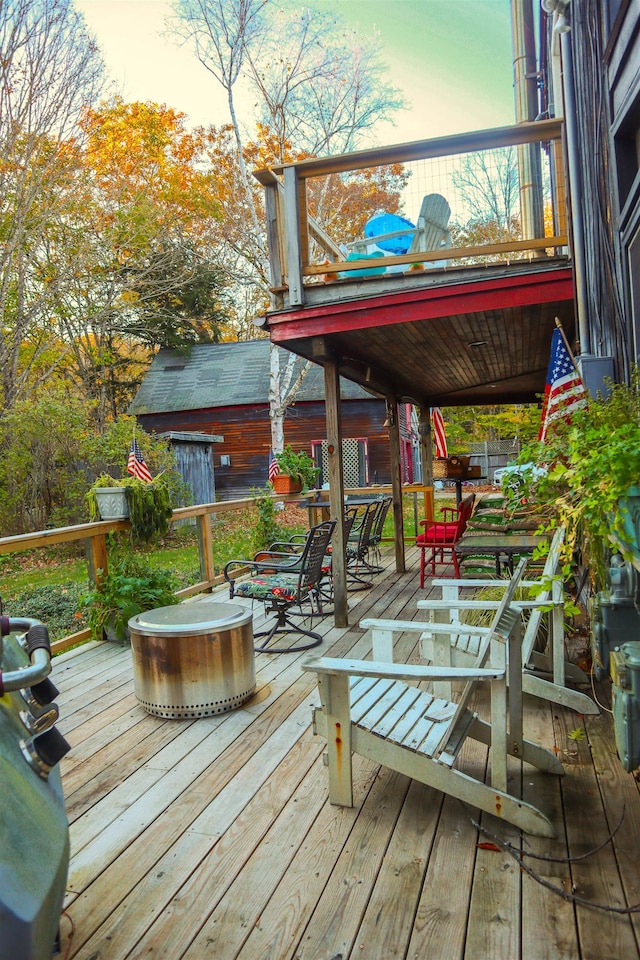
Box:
[454,533,546,575]
[302,498,332,525]
[303,495,384,527]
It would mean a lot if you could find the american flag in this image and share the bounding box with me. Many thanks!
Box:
[268,448,280,481]
[431,407,448,459]
[127,438,153,482]
[538,329,588,443]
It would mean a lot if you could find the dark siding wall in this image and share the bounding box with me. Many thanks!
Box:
[567,0,639,375]
[138,399,390,499]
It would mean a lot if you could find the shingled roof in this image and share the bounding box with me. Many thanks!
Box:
[128,340,373,415]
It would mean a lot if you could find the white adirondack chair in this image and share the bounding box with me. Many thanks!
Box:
[303,560,563,838]
[407,192,451,255]
[362,528,597,714]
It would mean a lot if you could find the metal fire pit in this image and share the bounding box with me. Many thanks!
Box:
[129,600,255,718]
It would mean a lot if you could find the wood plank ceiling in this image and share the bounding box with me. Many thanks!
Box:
[263,261,576,408]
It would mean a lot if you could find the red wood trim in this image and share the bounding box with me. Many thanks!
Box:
[268,268,575,342]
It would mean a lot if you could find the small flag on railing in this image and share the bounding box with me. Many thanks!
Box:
[431,407,448,459]
[268,448,280,481]
[538,328,588,443]
[127,438,152,482]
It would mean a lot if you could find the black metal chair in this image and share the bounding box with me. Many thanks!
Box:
[361,496,392,574]
[256,507,358,613]
[223,520,336,653]
[345,501,380,591]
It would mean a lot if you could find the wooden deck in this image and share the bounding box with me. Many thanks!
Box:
[56,545,640,960]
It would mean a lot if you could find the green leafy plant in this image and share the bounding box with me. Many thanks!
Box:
[86,474,173,544]
[79,552,179,643]
[515,369,640,587]
[252,487,283,551]
[273,445,319,491]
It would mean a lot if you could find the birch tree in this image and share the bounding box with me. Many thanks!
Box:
[169,0,404,456]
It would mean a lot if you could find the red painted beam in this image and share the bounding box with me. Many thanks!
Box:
[268,267,574,342]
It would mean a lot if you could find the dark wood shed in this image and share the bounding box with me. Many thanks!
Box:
[129,340,396,499]
[159,431,222,506]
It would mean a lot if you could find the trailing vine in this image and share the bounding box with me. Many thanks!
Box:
[87,474,173,544]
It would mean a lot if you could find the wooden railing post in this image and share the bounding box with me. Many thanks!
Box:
[283,165,306,307]
[196,512,215,591]
[86,532,108,588]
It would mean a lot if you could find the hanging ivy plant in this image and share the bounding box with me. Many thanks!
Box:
[86,474,173,544]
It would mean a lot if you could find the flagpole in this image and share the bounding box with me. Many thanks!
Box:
[554,317,581,374]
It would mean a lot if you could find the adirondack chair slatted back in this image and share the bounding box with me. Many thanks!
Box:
[434,557,529,756]
[408,193,451,254]
[521,526,565,664]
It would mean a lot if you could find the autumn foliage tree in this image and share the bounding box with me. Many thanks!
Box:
[3,94,234,425]
[56,98,232,422]
[0,0,104,412]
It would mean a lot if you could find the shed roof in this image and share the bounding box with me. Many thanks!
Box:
[128,340,373,416]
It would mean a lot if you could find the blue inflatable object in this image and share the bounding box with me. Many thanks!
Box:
[364,213,415,255]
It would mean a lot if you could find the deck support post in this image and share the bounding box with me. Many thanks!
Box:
[196,513,215,590]
[418,406,435,522]
[386,396,405,573]
[324,355,348,627]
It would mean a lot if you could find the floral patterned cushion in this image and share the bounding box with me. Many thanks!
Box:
[234,573,305,602]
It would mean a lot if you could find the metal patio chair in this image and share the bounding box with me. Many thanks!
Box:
[223,520,336,653]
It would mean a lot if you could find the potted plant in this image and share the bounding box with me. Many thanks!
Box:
[79,552,179,643]
[86,474,173,544]
[271,445,319,495]
[514,370,640,587]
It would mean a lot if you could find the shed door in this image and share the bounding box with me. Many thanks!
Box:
[172,442,215,505]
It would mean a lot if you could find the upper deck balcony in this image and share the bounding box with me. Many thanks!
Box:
[254,119,574,407]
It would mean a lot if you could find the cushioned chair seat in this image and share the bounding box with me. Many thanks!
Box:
[416,522,458,544]
[416,495,476,586]
[233,573,301,602]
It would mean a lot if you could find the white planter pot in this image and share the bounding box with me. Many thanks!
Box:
[94,487,129,520]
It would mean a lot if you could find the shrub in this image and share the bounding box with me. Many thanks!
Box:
[3,582,88,642]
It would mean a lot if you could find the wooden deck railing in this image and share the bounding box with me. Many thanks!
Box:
[0,486,435,656]
[0,498,257,656]
[254,118,567,307]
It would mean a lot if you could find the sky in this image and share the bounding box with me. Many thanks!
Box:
[76,0,517,146]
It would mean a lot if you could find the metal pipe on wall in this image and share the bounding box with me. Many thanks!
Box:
[559,23,592,355]
[511,0,545,241]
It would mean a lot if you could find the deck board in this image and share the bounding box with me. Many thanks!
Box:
[53,548,640,959]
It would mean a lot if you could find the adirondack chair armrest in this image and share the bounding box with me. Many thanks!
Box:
[359,617,429,633]
[417,599,560,613]
[302,656,504,684]
[417,599,502,611]
[418,622,491,637]
[431,578,554,589]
